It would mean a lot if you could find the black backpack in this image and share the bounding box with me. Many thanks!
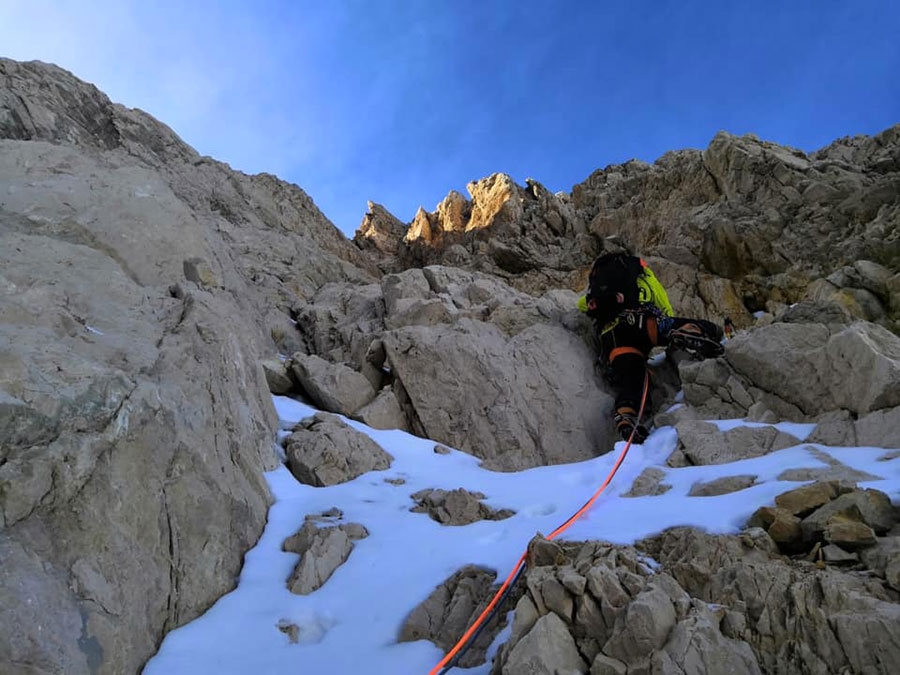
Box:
[586,253,644,324]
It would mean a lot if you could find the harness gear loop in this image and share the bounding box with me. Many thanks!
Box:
[430,371,651,675]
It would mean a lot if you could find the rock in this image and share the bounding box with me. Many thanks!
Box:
[642,527,900,674]
[675,421,799,465]
[856,406,900,447]
[603,586,677,662]
[183,257,220,289]
[774,481,845,517]
[821,544,859,564]
[283,520,368,595]
[354,387,408,431]
[399,565,503,668]
[283,413,393,486]
[778,300,853,325]
[354,201,407,255]
[860,537,900,590]
[277,620,301,644]
[289,353,377,416]
[261,358,294,394]
[776,447,881,483]
[409,488,514,525]
[705,322,900,419]
[688,475,757,497]
[824,516,878,550]
[502,612,587,675]
[801,489,896,540]
[746,507,803,551]
[652,603,763,675]
[590,653,627,675]
[382,320,613,471]
[624,468,671,497]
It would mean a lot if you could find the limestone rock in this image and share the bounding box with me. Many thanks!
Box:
[674,421,799,465]
[284,520,369,595]
[821,544,860,564]
[624,467,671,497]
[502,612,587,675]
[354,387,408,431]
[652,603,762,675]
[0,56,388,674]
[354,201,407,255]
[823,516,877,550]
[801,489,896,541]
[289,353,377,416]
[591,653,628,675]
[399,565,504,668]
[410,488,514,525]
[261,358,294,394]
[856,406,900,447]
[860,537,900,590]
[774,481,846,516]
[283,413,393,486]
[382,320,612,471]
[688,475,757,497]
[641,527,900,674]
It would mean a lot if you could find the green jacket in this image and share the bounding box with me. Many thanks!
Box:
[577,263,674,334]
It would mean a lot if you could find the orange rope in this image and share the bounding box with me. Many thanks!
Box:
[428,371,651,675]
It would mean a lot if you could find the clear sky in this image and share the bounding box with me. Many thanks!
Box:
[2,1,898,236]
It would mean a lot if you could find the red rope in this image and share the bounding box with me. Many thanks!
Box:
[428,370,651,675]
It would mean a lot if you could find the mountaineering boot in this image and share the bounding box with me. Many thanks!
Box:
[668,322,725,359]
[614,407,649,444]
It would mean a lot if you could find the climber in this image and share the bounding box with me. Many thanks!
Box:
[578,252,724,444]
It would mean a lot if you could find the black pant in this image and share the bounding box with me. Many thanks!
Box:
[599,315,721,412]
[599,321,652,413]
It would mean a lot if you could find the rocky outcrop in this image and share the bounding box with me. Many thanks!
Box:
[672,421,800,465]
[0,58,376,674]
[679,317,900,447]
[289,264,621,471]
[410,488,515,525]
[354,125,900,332]
[399,565,511,668]
[283,515,368,595]
[486,529,900,675]
[748,482,899,559]
[282,413,393,486]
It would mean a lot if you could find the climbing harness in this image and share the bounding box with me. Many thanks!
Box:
[429,370,652,675]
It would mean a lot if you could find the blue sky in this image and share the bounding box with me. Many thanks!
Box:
[1,1,898,236]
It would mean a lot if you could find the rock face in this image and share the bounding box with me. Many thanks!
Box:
[354,127,900,332]
[0,59,374,674]
[290,265,618,471]
[5,56,900,675]
[489,530,900,675]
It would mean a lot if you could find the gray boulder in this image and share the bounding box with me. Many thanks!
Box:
[674,421,799,465]
[283,520,368,595]
[289,354,377,416]
[283,413,393,486]
[383,320,611,471]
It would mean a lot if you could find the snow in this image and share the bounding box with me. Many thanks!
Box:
[143,396,900,675]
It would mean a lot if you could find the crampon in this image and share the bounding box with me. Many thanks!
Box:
[667,325,725,359]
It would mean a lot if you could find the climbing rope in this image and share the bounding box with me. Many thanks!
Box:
[429,370,651,675]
